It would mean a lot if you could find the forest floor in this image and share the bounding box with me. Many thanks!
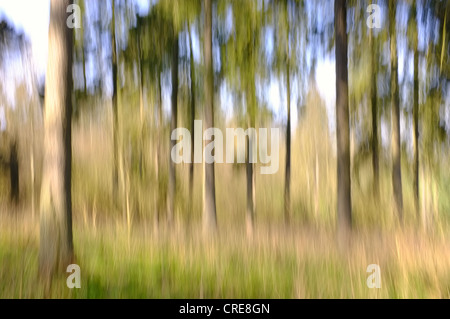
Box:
[0,211,449,298]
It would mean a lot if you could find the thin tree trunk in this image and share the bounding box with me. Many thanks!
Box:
[203,0,217,233]
[389,0,403,222]
[82,45,87,94]
[284,0,291,224]
[246,128,254,234]
[112,0,119,204]
[39,0,74,280]
[370,29,379,200]
[335,0,352,233]
[168,32,178,225]
[188,27,196,210]
[284,65,291,224]
[412,0,420,219]
[137,18,144,178]
[155,68,163,229]
[245,54,257,235]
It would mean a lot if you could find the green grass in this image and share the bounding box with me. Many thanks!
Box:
[1,215,449,299]
[1,108,450,299]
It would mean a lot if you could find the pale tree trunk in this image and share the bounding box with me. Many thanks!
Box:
[39,0,74,281]
[155,68,163,229]
[335,0,352,234]
[137,17,145,180]
[135,17,145,226]
[389,0,404,223]
[168,33,178,225]
[111,0,126,226]
[203,0,217,233]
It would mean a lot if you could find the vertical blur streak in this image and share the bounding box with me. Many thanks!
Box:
[284,0,291,225]
[112,0,119,206]
[389,0,403,223]
[370,28,379,200]
[334,0,352,234]
[168,31,178,225]
[188,26,196,215]
[39,0,74,282]
[203,0,217,233]
[412,0,420,218]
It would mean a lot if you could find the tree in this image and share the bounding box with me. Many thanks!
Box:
[281,0,292,224]
[188,25,196,208]
[111,0,119,203]
[168,31,178,225]
[370,21,379,200]
[389,0,403,222]
[39,0,74,280]
[203,0,217,232]
[418,0,448,227]
[411,0,419,217]
[335,0,352,233]
[221,1,265,234]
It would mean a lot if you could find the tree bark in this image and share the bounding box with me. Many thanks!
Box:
[39,0,74,280]
[370,29,379,200]
[412,0,420,219]
[168,32,178,225]
[137,17,145,180]
[335,0,352,233]
[155,68,163,229]
[189,27,196,209]
[284,0,291,225]
[203,0,217,232]
[112,0,119,203]
[389,0,404,222]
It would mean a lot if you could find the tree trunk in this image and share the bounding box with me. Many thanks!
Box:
[168,32,178,225]
[412,0,420,219]
[155,67,163,228]
[370,29,379,200]
[203,0,217,233]
[137,17,145,180]
[246,116,255,235]
[284,0,291,225]
[39,0,74,280]
[112,0,119,204]
[334,0,352,233]
[189,27,196,212]
[389,0,403,222]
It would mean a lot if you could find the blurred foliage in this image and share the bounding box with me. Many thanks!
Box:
[0,0,449,298]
